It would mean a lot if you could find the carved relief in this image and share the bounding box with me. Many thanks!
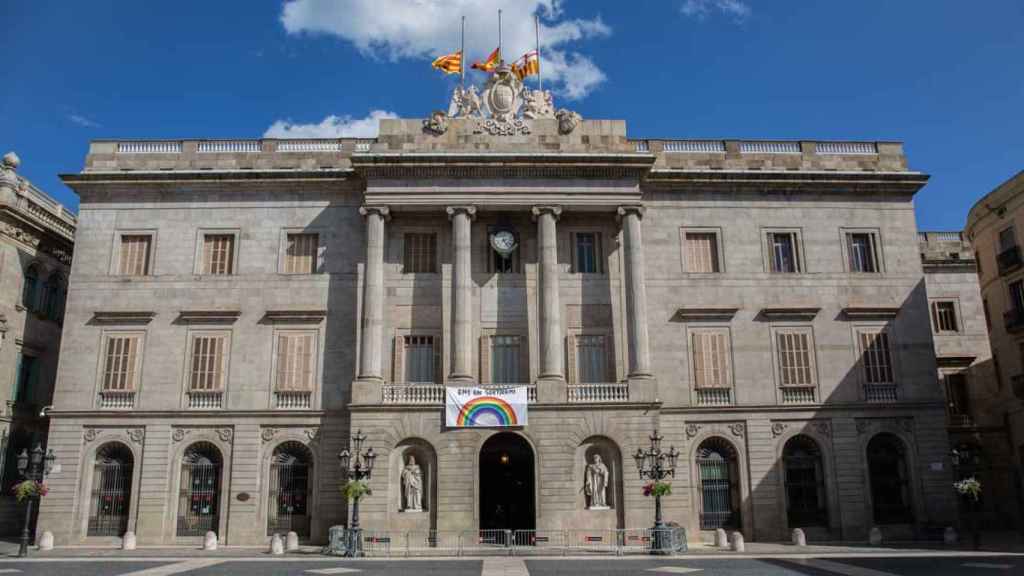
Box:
[218,428,234,444]
[127,428,145,445]
[261,428,277,443]
[685,424,702,439]
[729,423,746,438]
[305,428,320,443]
[423,110,449,135]
[813,421,832,438]
[771,422,788,438]
[83,429,99,443]
[172,428,189,442]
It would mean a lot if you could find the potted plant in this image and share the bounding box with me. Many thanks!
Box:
[12,480,48,503]
[953,477,982,549]
[642,480,672,498]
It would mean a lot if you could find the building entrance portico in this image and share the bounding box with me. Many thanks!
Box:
[479,432,535,531]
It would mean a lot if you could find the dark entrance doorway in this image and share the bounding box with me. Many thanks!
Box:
[479,432,535,531]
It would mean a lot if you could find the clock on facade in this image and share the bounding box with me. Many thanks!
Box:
[490,230,518,258]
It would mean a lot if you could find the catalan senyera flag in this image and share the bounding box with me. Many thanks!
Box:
[511,50,540,80]
[471,47,501,73]
[431,51,462,75]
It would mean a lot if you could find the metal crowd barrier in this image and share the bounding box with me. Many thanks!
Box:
[324,527,687,557]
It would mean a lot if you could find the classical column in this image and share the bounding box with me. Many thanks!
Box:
[357,206,389,382]
[533,206,564,382]
[447,206,476,383]
[618,206,653,379]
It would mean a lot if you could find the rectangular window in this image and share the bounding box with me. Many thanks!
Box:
[1011,280,1024,313]
[576,335,607,383]
[767,231,801,273]
[403,336,436,384]
[930,301,959,333]
[403,233,437,274]
[983,298,992,331]
[999,226,1017,251]
[188,334,228,391]
[202,234,235,275]
[275,333,315,391]
[14,355,38,404]
[491,336,521,384]
[944,373,969,417]
[846,232,880,273]
[101,336,141,391]
[684,232,721,273]
[284,233,318,274]
[775,330,816,387]
[573,233,602,274]
[118,235,152,276]
[858,329,894,385]
[691,330,731,388]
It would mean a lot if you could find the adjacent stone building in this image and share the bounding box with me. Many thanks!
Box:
[40,87,961,546]
[0,152,75,534]
[964,170,1024,526]
[919,231,1018,528]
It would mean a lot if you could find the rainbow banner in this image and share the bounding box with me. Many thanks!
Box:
[445,386,528,428]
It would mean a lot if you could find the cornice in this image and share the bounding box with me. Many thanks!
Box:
[352,152,655,180]
[644,169,929,194]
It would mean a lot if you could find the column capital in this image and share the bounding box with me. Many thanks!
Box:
[616,205,645,221]
[359,205,391,220]
[446,205,477,220]
[531,205,563,221]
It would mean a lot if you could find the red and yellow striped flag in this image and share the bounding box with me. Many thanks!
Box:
[431,51,462,75]
[471,47,501,73]
[511,50,540,81]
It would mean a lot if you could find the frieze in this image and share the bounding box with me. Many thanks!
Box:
[473,118,531,136]
[261,426,320,444]
[855,417,914,436]
[83,427,145,445]
[172,427,234,444]
[770,420,832,440]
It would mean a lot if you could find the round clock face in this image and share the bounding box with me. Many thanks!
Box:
[491,230,517,254]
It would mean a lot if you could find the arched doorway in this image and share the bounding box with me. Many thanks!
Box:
[479,432,535,531]
[783,435,827,528]
[268,441,313,537]
[867,433,914,524]
[696,437,740,530]
[87,442,134,536]
[176,442,223,537]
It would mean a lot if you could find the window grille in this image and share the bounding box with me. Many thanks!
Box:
[284,234,318,274]
[867,434,913,524]
[176,443,222,537]
[275,333,315,391]
[783,436,827,527]
[268,442,312,537]
[697,439,739,530]
[88,443,134,537]
[202,234,235,275]
[685,232,720,273]
[403,233,437,273]
[119,235,152,275]
[931,301,959,333]
[103,336,141,391]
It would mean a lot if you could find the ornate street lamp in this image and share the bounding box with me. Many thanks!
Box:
[634,430,678,554]
[16,444,55,557]
[338,430,374,557]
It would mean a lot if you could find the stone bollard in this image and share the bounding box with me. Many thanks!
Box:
[715,528,728,547]
[286,531,299,551]
[122,531,137,551]
[37,531,54,551]
[730,531,745,552]
[791,528,806,547]
[868,526,882,546]
[943,526,958,545]
[270,533,284,555]
[203,531,218,551]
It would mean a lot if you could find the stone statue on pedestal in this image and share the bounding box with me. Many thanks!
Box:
[401,455,423,512]
[584,454,610,510]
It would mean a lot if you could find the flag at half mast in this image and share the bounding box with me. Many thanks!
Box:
[431,51,462,74]
[512,50,540,80]
[471,47,501,73]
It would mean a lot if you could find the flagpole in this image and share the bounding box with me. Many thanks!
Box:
[460,15,465,87]
[498,9,503,63]
[535,14,541,91]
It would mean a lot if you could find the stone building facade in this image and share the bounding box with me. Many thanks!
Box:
[0,152,75,534]
[919,231,1018,528]
[965,170,1024,526]
[39,110,959,546]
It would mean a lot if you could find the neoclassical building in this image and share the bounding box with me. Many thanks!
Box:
[39,93,960,546]
[0,152,75,534]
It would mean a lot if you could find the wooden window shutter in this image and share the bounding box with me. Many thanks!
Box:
[566,332,577,385]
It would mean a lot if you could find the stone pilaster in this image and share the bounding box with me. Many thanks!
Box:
[618,206,654,399]
[447,206,476,384]
[353,206,389,403]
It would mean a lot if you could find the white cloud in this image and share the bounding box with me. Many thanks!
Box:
[68,114,101,128]
[681,0,751,21]
[280,0,611,100]
[263,110,399,138]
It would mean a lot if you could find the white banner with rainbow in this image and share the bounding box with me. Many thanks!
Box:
[445,386,528,428]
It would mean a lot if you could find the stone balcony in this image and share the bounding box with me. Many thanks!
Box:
[380,383,633,405]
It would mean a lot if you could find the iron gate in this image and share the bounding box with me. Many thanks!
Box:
[268,444,311,536]
[698,447,737,530]
[87,445,134,536]
[176,444,222,537]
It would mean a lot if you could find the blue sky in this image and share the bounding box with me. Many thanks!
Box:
[2,0,1022,231]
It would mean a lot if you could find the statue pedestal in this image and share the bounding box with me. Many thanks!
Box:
[587,506,611,511]
[400,508,424,513]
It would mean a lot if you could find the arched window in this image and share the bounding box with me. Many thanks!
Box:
[177,442,223,537]
[44,273,64,323]
[696,437,740,530]
[783,435,827,527]
[88,443,135,536]
[21,265,38,311]
[867,433,914,524]
[268,441,312,537]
